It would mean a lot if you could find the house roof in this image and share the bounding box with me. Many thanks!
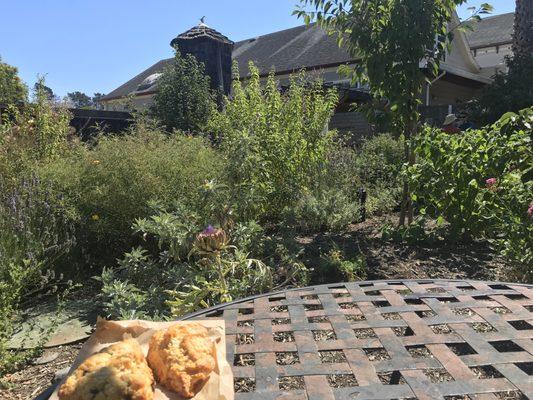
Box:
[101,58,174,101]
[102,14,512,102]
[102,23,352,102]
[232,23,353,77]
[170,22,233,47]
[466,12,514,49]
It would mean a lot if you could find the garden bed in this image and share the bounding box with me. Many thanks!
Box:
[0,214,510,400]
[298,214,508,282]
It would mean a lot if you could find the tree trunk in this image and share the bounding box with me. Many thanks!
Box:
[407,145,415,224]
[512,0,533,57]
[398,141,409,226]
[398,120,417,226]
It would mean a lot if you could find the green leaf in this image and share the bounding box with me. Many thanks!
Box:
[468,179,479,188]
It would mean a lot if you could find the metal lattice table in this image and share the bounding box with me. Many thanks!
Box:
[182,279,533,400]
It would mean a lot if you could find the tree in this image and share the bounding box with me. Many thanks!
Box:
[67,91,92,108]
[512,0,533,57]
[152,50,214,132]
[92,93,105,109]
[0,57,27,105]
[294,0,491,225]
[207,62,338,220]
[468,1,532,124]
[34,81,56,103]
[469,55,533,125]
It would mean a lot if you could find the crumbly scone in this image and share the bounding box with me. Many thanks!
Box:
[58,338,154,400]
[147,323,216,398]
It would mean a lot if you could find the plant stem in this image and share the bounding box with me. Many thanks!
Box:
[215,252,228,294]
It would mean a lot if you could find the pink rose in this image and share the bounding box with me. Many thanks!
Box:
[486,178,497,189]
[528,203,533,218]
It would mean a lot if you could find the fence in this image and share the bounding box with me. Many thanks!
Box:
[0,104,132,140]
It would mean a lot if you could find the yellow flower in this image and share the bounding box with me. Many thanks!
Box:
[91,214,100,221]
[92,160,100,165]
[203,179,215,190]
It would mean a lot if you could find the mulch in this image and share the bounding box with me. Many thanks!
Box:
[0,343,83,400]
[297,214,510,282]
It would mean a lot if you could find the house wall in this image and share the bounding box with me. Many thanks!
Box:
[102,95,155,112]
[472,43,512,73]
[329,111,374,140]
[427,79,480,106]
[446,31,480,74]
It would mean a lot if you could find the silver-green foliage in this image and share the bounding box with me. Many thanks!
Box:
[356,133,405,215]
[0,177,74,375]
[96,207,302,319]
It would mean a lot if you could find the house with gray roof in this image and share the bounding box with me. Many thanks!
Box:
[466,12,514,76]
[100,13,513,131]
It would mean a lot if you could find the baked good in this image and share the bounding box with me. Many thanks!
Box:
[147,323,215,398]
[58,338,154,400]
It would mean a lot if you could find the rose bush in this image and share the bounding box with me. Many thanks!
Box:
[408,107,532,280]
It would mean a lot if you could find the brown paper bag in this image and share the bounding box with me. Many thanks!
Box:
[50,318,234,400]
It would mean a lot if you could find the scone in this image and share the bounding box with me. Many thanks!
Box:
[147,323,215,398]
[58,338,154,400]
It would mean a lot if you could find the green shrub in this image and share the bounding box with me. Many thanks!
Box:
[0,78,71,188]
[483,170,533,281]
[207,63,338,221]
[97,204,309,319]
[0,57,28,105]
[40,120,224,269]
[381,212,438,245]
[408,108,532,280]
[314,247,366,284]
[0,177,74,375]
[470,55,533,125]
[283,189,360,232]
[152,50,215,132]
[355,133,404,215]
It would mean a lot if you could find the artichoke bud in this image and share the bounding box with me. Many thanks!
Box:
[195,225,228,253]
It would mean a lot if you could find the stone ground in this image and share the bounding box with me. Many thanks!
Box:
[0,215,512,400]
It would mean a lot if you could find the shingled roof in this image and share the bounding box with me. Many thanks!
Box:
[466,12,514,49]
[101,23,352,101]
[170,22,233,47]
[102,14,513,102]
[232,23,353,77]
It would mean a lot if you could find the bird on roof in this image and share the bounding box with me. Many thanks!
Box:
[199,16,209,27]
[198,15,209,28]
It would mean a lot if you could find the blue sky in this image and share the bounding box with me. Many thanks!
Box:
[0,0,515,98]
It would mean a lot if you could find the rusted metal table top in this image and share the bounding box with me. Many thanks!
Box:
[182,279,533,400]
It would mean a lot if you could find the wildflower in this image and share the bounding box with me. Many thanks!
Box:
[195,225,228,252]
[92,160,100,165]
[485,178,497,189]
[202,179,215,191]
[528,203,533,218]
[91,214,100,221]
[202,224,217,235]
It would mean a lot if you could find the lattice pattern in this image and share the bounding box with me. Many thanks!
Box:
[183,280,533,400]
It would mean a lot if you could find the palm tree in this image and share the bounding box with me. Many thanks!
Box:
[512,0,533,57]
